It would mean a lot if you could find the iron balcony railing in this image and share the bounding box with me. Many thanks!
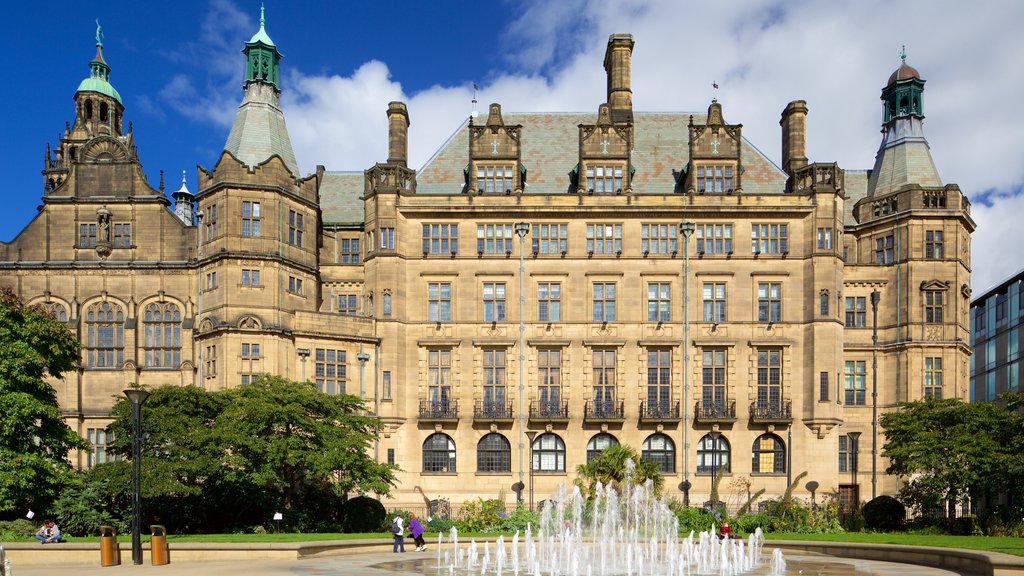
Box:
[473,400,513,421]
[639,400,680,422]
[694,399,737,423]
[749,399,792,423]
[529,399,570,421]
[584,400,625,421]
[419,399,459,421]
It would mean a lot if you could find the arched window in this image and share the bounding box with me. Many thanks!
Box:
[37,301,68,322]
[85,99,93,120]
[423,433,456,473]
[532,433,565,472]
[100,102,109,122]
[477,433,511,473]
[697,433,730,474]
[642,433,675,473]
[383,293,392,316]
[85,301,124,368]
[586,432,618,462]
[143,302,181,368]
[752,433,786,474]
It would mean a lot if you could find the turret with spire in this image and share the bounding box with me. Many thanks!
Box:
[173,170,196,225]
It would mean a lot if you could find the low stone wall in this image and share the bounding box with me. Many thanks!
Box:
[768,540,1024,576]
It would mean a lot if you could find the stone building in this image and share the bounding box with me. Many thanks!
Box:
[0,18,974,512]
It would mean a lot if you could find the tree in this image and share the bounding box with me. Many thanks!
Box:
[214,375,395,509]
[574,443,663,498]
[0,289,89,515]
[880,397,1021,517]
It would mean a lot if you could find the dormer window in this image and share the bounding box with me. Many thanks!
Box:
[476,163,515,194]
[585,163,624,194]
[696,163,734,194]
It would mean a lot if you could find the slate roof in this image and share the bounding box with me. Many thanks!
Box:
[843,170,870,226]
[223,83,300,177]
[320,172,364,225]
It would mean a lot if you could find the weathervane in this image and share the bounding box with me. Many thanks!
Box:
[95,19,104,47]
[712,80,719,103]
[900,44,906,62]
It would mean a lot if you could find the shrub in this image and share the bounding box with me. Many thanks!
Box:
[736,513,771,534]
[841,508,864,532]
[500,505,540,533]
[0,519,37,540]
[341,495,387,533]
[425,515,455,534]
[455,498,507,533]
[675,506,716,534]
[862,496,905,531]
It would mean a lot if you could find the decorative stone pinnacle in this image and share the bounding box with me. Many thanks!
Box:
[900,44,906,62]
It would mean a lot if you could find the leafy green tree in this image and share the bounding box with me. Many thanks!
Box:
[0,289,89,515]
[881,397,1021,517]
[574,443,663,498]
[214,375,395,509]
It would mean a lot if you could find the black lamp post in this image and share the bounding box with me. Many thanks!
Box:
[123,388,150,566]
[870,289,880,500]
[848,430,861,512]
[525,430,537,511]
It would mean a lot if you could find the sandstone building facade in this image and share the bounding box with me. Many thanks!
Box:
[0,20,974,512]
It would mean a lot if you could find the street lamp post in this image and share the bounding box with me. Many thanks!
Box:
[515,222,531,505]
[357,350,371,402]
[679,221,695,506]
[525,430,538,511]
[123,388,150,566]
[848,431,862,512]
[870,289,880,500]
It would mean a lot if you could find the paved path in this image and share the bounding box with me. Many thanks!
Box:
[12,551,969,576]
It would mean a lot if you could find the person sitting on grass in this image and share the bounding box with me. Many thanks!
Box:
[34,519,62,544]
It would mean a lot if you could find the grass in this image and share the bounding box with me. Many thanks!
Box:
[767,532,1024,557]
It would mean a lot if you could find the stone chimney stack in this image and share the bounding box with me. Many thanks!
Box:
[780,100,809,176]
[387,101,410,166]
[604,34,635,124]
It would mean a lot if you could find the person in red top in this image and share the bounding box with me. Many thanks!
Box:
[718,522,732,540]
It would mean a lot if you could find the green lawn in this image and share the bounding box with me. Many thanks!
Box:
[767,532,1024,557]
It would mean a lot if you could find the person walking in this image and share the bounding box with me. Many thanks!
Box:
[390,515,406,553]
[409,513,427,551]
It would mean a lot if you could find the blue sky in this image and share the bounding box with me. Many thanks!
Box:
[6,0,1024,294]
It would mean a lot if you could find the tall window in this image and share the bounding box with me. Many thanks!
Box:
[924,357,943,399]
[696,224,733,254]
[383,293,391,316]
[423,224,459,255]
[423,433,456,473]
[87,428,118,467]
[142,302,181,368]
[696,164,734,193]
[586,433,618,462]
[538,282,561,322]
[288,276,303,295]
[476,163,514,193]
[646,349,672,409]
[477,224,513,254]
[925,291,944,323]
[642,433,675,473]
[382,371,392,401]
[697,434,731,474]
[339,238,361,264]
[592,282,616,321]
[820,372,830,402]
[844,360,866,405]
[483,282,507,321]
[79,223,97,247]
[702,349,727,409]
[206,272,217,290]
[751,224,788,254]
[592,348,617,408]
[113,223,131,248]
[816,227,833,250]
[204,344,216,377]
[820,292,830,316]
[531,224,568,255]
[925,230,943,259]
[240,343,261,385]
[428,349,452,406]
[241,269,261,286]
[241,201,261,237]
[532,433,566,472]
[380,227,395,250]
[839,434,857,473]
[875,234,894,264]
[702,282,726,322]
[756,349,782,409]
[428,282,452,322]
[338,294,358,316]
[38,301,68,322]
[752,433,786,474]
[845,297,866,327]
[585,163,624,193]
[757,282,782,323]
[288,210,303,246]
[482,349,507,410]
[85,301,124,368]
[641,224,678,255]
[538,349,562,413]
[647,282,671,322]
[315,348,346,395]
[477,433,511,473]
[204,204,218,242]
[586,223,623,255]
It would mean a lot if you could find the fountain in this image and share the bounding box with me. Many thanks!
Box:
[430,464,784,576]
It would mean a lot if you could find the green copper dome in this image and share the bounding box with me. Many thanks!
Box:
[76,76,122,104]
[77,25,122,105]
